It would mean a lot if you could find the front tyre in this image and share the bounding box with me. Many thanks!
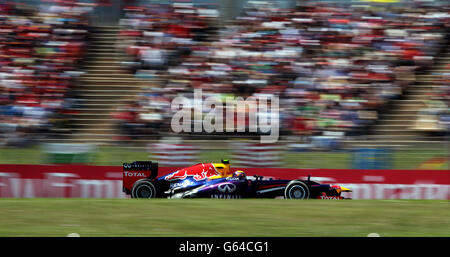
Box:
[131,179,157,199]
[284,181,310,199]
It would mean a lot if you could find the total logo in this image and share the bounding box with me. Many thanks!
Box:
[318,196,343,200]
[124,171,147,177]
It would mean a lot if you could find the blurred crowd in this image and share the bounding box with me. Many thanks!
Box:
[117,1,450,141]
[0,1,448,146]
[116,2,219,138]
[0,2,91,146]
[414,63,450,132]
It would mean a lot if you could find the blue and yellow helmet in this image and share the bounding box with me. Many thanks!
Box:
[233,170,246,178]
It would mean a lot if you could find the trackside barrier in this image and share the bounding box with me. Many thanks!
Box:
[42,143,96,164]
[148,143,199,166]
[352,148,393,169]
[231,142,282,167]
[0,164,448,199]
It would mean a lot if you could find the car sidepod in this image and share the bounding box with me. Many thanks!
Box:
[182,177,247,199]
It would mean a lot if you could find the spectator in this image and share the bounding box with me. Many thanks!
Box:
[116,1,449,141]
[0,1,91,145]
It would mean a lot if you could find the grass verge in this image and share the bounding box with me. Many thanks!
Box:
[0,199,448,237]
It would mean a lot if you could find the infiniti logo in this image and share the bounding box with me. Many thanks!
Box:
[218,183,236,193]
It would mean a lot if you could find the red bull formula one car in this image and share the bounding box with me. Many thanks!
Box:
[122,160,351,199]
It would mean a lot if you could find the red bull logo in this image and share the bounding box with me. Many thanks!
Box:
[165,163,220,181]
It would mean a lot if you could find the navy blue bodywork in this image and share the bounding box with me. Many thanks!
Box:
[155,174,343,199]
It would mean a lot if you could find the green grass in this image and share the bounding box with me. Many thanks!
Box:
[0,199,448,237]
[0,145,43,165]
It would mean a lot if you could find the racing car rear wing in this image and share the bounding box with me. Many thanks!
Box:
[123,161,158,179]
[123,161,159,194]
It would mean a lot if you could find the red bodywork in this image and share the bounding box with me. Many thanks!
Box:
[164,163,220,181]
[122,170,151,193]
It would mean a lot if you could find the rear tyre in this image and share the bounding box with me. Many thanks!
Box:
[131,179,157,199]
[284,181,310,199]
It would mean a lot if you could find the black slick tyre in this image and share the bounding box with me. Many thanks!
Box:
[284,181,310,199]
[131,179,157,199]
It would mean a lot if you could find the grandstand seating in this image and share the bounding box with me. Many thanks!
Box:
[356,49,450,147]
[0,2,89,146]
[1,2,448,148]
[55,25,153,143]
[111,3,449,147]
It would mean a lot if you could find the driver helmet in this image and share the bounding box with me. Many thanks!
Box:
[233,170,246,178]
